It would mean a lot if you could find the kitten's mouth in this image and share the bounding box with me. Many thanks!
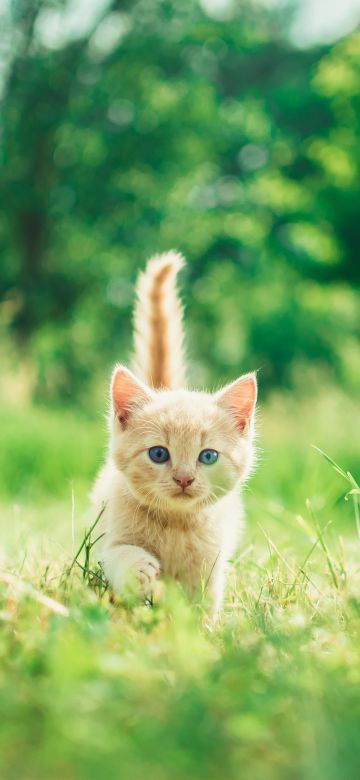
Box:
[172,489,195,500]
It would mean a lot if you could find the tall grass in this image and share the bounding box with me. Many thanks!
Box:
[0,385,359,780]
[0,403,104,501]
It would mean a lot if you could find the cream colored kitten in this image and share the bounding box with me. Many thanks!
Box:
[92,251,257,615]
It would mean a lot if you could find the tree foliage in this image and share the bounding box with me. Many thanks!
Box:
[1,0,359,403]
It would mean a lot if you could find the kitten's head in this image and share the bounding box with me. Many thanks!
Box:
[109,366,257,513]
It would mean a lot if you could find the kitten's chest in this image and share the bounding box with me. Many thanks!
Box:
[150,519,220,589]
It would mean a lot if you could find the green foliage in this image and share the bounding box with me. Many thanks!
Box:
[0,0,359,401]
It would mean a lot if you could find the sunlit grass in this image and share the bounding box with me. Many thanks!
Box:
[0,403,105,502]
[0,386,359,779]
[1,488,360,780]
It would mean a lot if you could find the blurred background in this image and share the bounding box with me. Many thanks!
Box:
[0,0,359,535]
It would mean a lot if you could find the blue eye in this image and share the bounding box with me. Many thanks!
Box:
[198,449,219,465]
[148,446,170,464]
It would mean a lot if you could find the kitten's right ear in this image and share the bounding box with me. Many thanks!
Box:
[111,365,152,428]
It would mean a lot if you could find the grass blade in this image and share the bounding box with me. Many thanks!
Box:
[306,499,338,590]
[68,503,106,574]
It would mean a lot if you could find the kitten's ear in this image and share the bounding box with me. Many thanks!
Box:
[215,372,257,434]
[111,365,152,428]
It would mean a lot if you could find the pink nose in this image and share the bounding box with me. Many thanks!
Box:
[173,475,195,489]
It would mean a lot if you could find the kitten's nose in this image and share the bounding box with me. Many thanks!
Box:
[173,475,195,489]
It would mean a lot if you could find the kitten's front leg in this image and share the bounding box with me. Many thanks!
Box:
[102,544,161,595]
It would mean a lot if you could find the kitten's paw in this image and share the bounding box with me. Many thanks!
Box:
[132,552,161,592]
[106,545,161,596]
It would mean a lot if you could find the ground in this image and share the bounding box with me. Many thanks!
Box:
[0,386,359,780]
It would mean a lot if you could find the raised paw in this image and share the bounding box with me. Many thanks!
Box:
[132,553,161,592]
[104,545,161,596]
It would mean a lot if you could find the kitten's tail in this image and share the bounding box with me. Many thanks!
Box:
[132,251,186,389]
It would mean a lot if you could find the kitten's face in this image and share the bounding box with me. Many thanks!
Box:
[110,367,257,514]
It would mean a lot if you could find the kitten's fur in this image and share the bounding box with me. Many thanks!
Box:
[92,252,257,615]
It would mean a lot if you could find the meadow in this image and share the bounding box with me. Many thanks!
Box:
[1,1,360,776]
[1,382,359,780]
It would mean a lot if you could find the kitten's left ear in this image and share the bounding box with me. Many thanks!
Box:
[215,372,257,434]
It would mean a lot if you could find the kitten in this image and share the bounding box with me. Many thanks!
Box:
[92,251,257,616]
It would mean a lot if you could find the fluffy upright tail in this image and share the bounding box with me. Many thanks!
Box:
[132,251,186,389]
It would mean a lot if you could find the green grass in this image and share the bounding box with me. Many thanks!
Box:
[0,387,360,780]
[0,403,105,502]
